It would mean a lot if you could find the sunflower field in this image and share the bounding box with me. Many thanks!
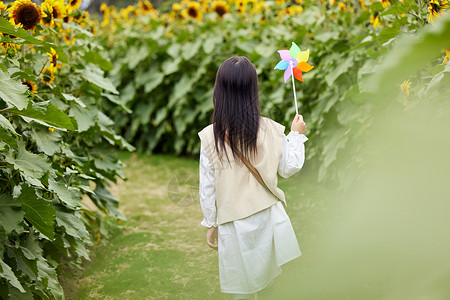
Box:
[0,0,134,298]
[94,0,450,184]
[1,0,450,297]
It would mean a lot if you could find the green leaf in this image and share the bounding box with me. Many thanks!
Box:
[82,51,113,71]
[9,101,76,131]
[202,35,222,54]
[182,40,202,61]
[49,179,81,208]
[162,57,181,75]
[91,185,126,220]
[20,185,55,240]
[36,258,64,300]
[127,45,149,69]
[55,209,90,241]
[0,193,24,235]
[4,140,52,179]
[325,56,354,86]
[0,259,26,293]
[0,18,65,62]
[144,71,164,93]
[0,114,17,134]
[0,69,29,110]
[0,18,42,45]
[0,127,18,148]
[81,65,119,94]
[30,129,61,155]
[68,105,96,132]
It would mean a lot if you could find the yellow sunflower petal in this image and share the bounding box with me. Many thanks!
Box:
[296,49,310,63]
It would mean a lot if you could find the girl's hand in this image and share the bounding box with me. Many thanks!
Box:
[206,226,218,250]
[291,114,307,134]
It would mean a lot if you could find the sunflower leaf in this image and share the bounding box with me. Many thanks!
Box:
[0,259,26,293]
[0,69,29,110]
[81,64,119,94]
[20,185,55,240]
[4,140,52,180]
[0,193,24,236]
[8,101,76,131]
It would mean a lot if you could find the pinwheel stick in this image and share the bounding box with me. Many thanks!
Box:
[290,60,299,115]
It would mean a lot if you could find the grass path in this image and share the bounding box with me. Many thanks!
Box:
[63,152,322,299]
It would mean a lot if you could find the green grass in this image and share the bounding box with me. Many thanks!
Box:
[62,152,325,299]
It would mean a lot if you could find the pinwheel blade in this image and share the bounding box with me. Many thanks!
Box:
[293,67,304,82]
[297,61,314,72]
[284,67,292,83]
[289,42,301,61]
[274,60,289,70]
[278,50,291,61]
[296,49,310,63]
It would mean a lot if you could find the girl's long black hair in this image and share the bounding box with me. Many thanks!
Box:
[212,56,261,166]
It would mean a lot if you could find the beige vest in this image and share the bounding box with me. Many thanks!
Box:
[198,117,286,225]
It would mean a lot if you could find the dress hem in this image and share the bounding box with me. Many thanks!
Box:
[219,252,302,294]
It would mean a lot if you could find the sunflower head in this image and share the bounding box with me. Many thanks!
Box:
[67,0,82,13]
[22,79,38,94]
[8,0,42,31]
[47,47,58,69]
[40,2,54,27]
[370,11,380,28]
[184,1,202,21]
[212,1,228,17]
[41,66,55,85]
[428,0,449,23]
[47,0,65,21]
[0,1,7,11]
[286,4,303,15]
[381,0,391,9]
[138,0,154,14]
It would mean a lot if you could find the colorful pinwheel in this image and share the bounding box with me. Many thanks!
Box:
[274,42,314,83]
[274,42,314,114]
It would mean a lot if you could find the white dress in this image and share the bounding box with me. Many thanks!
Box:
[199,130,308,294]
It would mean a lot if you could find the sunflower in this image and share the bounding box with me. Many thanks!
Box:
[428,0,449,23]
[41,66,55,85]
[67,0,82,13]
[46,0,65,21]
[0,33,21,53]
[22,79,37,94]
[286,4,303,15]
[138,0,154,14]
[8,0,43,31]
[47,47,58,70]
[338,2,346,11]
[381,0,390,9]
[359,0,367,10]
[212,1,228,17]
[443,49,450,64]
[235,0,248,14]
[172,3,182,11]
[40,2,54,27]
[370,11,380,28]
[0,1,7,11]
[400,80,411,98]
[183,1,202,21]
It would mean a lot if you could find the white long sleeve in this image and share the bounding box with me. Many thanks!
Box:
[199,131,308,227]
[277,131,308,178]
[199,143,217,228]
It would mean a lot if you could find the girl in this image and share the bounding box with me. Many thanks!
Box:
[198,56,308,299]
